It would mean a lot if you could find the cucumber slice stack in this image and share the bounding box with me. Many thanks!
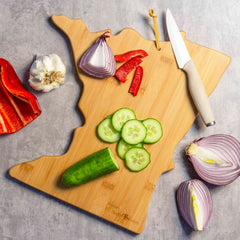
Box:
[97,107,163,172]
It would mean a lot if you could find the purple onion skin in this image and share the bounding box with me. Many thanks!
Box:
[186,134,240,186]
[79,32,116,79]
[177,179,212,231]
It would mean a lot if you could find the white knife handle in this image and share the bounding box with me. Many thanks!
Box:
[183,60,215,127]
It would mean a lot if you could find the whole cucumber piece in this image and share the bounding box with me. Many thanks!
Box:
[62,147,119,187]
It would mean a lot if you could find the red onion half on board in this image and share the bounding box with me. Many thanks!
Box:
[186,134,240,185]
[177,179,212,231]
[79,32,116,79]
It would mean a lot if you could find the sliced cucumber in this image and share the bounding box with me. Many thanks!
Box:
[121,119,147,145]
[62,147,119,187]
[112,108,136,131]
[96,109,163,173]
[117,139,143,160]
[97,118,121,143]
[106,114,112,119]
[142,118,163,143]
[125,147,150,172]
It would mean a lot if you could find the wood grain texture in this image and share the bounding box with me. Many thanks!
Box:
[9,15,231,233]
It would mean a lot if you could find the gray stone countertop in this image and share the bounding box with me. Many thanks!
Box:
[0,0,239,239]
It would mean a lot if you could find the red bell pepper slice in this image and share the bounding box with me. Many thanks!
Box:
[128,66,143,96]
[114,50,148,62]
[115,57,142,83]
[0,58,41,134]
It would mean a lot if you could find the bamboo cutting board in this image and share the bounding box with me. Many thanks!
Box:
[9,15,231,233]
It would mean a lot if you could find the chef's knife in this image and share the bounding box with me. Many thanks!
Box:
[166,9,215,127]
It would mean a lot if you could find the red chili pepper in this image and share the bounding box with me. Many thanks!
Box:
[115,57,142,83]
[114,49,148,62]
[128,66,143,96]
[0,58,41,134]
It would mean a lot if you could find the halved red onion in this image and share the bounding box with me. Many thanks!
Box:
[177,179,212,231]
[186,134,240,185]
[79,32,116,79]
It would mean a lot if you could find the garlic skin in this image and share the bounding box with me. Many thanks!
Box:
[28,54,66,92]
[177,179,212,231]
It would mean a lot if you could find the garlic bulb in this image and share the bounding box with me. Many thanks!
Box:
[177,179,212,231]
[28,54,66,92]
[186,134,240,185]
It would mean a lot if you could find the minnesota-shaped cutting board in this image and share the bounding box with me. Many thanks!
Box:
[9,15,231,233]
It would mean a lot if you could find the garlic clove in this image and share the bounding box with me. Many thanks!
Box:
[30,59,46,76]
[49,54,66,74]
[177,179,212,231]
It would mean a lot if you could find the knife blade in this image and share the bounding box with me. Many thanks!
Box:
[166,8,215,127]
